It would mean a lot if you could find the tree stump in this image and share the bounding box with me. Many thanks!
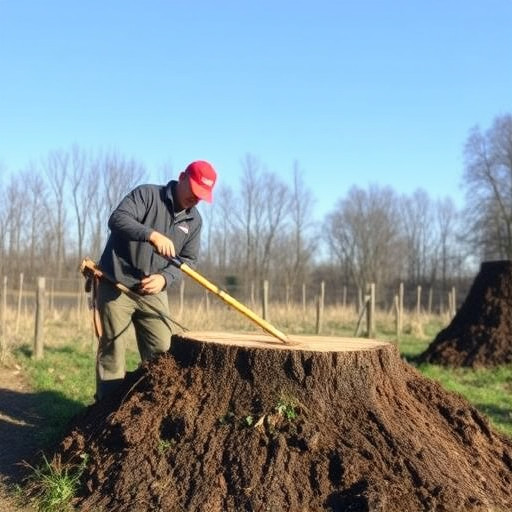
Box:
[55,332,511,512]
[419,260,512,367]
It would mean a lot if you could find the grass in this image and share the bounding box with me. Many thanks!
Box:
[275,395,299,421]
[387,324,512,437]
[23,454,88,512]
[418,364,512,436]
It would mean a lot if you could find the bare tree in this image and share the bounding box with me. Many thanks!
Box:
[259,172,289,277]
[44,149,69,278]
[88,156,108,259]
[5,174,27,276]
[462,114,512,259]
[238,155,268,286]
[326,185,401,291]
[69,145,90,263]
[0,186,7,277]
[157,161,174,185]
[399,189,436,283]
[287,162,315,289]
[88,150,147,259]
[23,165,47,276]
[209,185,240,274]
[100,150,147,213]
[436,196,458,289]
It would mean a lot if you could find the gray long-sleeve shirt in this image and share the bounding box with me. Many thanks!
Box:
[99,180,202,290]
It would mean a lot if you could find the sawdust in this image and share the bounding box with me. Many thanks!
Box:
[49,333,512,512]
[420,260,512,367]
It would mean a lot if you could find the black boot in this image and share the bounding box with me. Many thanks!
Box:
[95,378,124,401]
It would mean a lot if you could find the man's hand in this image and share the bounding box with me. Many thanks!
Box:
[149,231,176,259]
[139,274,166,294]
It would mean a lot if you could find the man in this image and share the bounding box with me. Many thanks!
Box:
[95,160,217,400]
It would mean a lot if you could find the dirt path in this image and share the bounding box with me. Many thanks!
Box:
[0,361,42,512]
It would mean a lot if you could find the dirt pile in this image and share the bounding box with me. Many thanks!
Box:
[419,260,512,367]
[55,333,512,512]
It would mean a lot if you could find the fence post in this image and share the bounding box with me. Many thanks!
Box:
[366,283,375,338]
[261,280,269,321]
[15,272,23,335]
[205,290,210,316]
[250,281,255,308]
[416,285,422,317]
[76,277,81,323]
[34,277,45,360]
[315,281,325,335]
[394,294,400,346]
[398,282,404,337]
[354,291,369,337]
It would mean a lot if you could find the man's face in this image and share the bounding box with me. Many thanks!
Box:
[176,173,200,210]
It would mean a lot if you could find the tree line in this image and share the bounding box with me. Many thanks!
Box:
[1,114,511,307]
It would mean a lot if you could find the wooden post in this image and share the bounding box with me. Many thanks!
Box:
[261,280,269,321]
[76,277,82,322]
[416,285,422,317]
[205,290,210,316]
[354,294,369,337]
[250,281,255,308]
[76,278,83,329]
[49,278,54,317]
[15,272,23,335]
[394,294,400,346]
[451,286,457,317]
[315,281,325,335]
[178,279,185,318]
[366,283,375,338]
[315,295,322,335]
[398,282,404,337]
[34,277,45,360]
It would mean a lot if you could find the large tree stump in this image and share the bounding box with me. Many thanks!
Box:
[420,260,512,367]
[55,332,511,512]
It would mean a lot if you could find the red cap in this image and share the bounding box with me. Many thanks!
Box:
[184,160,217,203]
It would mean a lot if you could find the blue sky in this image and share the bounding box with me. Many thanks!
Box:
[1,1,511,220]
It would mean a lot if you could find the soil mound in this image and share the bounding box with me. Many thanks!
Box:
[55,333,511,512]
[419,260,512,367]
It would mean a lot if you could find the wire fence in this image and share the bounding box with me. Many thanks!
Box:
[0,269,463,363]
[0,271,471,318]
